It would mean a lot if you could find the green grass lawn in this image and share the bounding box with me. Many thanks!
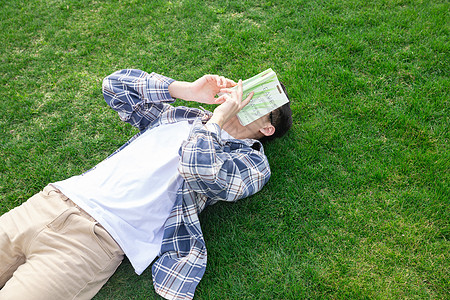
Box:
[0,0,448,299]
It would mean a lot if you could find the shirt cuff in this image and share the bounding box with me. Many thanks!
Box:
[148,72,176,102]
[204,122,222,137]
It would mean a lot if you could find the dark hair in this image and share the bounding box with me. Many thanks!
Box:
[259,82,293,143]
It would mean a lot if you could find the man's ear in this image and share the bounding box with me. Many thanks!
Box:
[259,124,275,137]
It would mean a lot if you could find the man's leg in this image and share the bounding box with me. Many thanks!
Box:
[0,207,26,288]
[0,190,47,288]
[0,185,124,300]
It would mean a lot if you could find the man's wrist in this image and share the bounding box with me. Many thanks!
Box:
[206,115,225,128]
[168,81,194,101]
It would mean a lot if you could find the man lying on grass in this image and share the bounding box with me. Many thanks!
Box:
[0,69,292,300]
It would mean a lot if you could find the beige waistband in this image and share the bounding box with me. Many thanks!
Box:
[46,184,98,224]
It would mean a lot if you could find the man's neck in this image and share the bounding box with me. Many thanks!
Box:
[222,116,259,140]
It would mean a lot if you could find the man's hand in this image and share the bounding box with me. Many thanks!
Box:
[168,75,237,104]
[207,80,254,128]
[190,75,237,104]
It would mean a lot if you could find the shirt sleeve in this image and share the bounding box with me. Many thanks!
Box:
[102,69,176,131]
[178,120,271,203]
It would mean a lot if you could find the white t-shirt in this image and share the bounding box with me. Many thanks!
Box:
[52,121,192,274]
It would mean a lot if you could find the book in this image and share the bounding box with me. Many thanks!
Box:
[232,68,289,126]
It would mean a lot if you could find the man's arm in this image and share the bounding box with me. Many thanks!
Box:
[168,75,236,104]
[178,120,271,203]
[103,69,237,130]
[103,69,176,131]
[178,81,269,203]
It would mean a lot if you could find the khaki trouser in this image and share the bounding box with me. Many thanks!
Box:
[0,185,124,300]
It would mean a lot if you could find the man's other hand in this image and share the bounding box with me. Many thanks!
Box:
[207,80,254,128]
[169,75,237,104]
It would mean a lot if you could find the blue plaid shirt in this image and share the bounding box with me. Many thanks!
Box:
[102,69,271,300]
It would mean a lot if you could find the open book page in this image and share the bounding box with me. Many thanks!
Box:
[232,68,289,126]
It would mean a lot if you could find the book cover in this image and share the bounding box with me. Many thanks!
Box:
[233,68,289,126]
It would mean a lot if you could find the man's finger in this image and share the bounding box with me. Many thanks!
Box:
[219,76,227,87]
[219,88,232,94]
[241,91,254,107]
[225,78,237,87]
[215,93,230,104]
[237,79,243,96]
